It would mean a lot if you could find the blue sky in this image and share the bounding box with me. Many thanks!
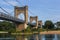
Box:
[0,0,60,23]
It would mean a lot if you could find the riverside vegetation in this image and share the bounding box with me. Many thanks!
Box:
[0,20,60,34]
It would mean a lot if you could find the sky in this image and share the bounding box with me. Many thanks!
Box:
[0,0,60,23]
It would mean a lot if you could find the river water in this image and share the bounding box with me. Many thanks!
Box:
[0,34,60,40]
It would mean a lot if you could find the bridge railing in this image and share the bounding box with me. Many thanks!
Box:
[0,12,11,19]
[0,12,24,22]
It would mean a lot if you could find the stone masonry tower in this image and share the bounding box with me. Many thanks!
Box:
[38,20,43,28]
[30,16,38,29]
[14,6,28,31]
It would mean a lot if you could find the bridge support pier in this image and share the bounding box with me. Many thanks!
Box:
[30,16,38,29]
[14,6,28,31]
[16,23,27,31]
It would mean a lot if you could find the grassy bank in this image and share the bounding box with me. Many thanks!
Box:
[0,31,8,33]
[1,28,60,35]
[11,28,45,35]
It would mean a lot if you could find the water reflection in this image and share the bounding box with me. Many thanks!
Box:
[16,36,28,40]
[0,33,16,40]
[44,34,55,40]
[57,34,60,40]
[28,34,39,40]
[16,34,44,40]
[0,34,60,40]
[16,34,60,40]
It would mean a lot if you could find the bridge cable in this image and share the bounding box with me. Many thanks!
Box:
[15,0,36,22]
[0,7,10,14]
[3,0,14,7]
[16,0,29,17]
[15,0,23,6]
[4,0,34,17]
[2,0,15,16]
[15,0,35,15]
[7,0,23,19]
[28,9,36,16]
[15,0,36,18]
[3,0,23,19]
[3,0,35,20]
[15,0,28,20]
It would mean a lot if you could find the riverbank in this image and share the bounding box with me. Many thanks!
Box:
[11,32,39,35]
[40,31,60,34]
[0,31,60,35]
[11,31,60,35]
[0,31,8,33]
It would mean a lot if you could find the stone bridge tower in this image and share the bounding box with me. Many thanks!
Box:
[38,20,42,28]
[30,16,38,29]
[14,6,28,31]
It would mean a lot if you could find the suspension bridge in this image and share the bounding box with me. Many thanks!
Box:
[0,0,42,31]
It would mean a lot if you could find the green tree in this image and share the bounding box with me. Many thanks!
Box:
[0,21,16,32]
[44,20,54,29]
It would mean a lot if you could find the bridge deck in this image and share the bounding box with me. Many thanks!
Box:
[0,12,37,26]
[0,12,24,23]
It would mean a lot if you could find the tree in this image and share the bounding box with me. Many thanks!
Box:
[44,20,54,29]
[0,20,16,32]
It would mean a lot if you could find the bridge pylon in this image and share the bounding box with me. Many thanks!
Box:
[14,6,28,31]
[38,20,43,28]
[30,16,38,29]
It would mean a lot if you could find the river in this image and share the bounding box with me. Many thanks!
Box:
[0,34,60,40]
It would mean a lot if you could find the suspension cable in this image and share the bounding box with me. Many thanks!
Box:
[15,0,36,16]
[0,7,10,14]
[3,0,14,7]
[16,0,23,6]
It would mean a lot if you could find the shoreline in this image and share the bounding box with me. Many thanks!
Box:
[0,31,60,35]
[11,31,60,35]
[40,31,60,34]
[0,31,8,33]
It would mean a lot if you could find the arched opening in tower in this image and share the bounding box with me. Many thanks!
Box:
[31,20,36,25]
[18,13,25,21]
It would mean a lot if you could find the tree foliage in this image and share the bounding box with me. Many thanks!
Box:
[44,20,54,29]
[0,20,15,32]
